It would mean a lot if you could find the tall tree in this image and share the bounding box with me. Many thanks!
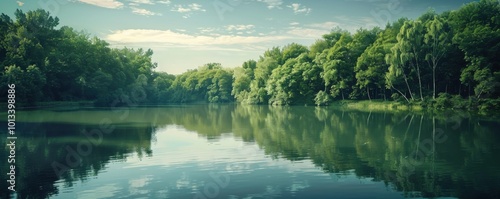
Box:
[386,20,427,102]
[321,32,353,100]
[347,28,380,99]
[232,60,256,102]
[355,38,389,100]
[424,14,452,99]
[246,47,282,104]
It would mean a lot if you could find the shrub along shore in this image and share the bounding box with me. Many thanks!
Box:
[330,98,500,115]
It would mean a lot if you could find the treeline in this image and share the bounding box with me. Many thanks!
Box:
[0,9,234,106]
[231,0,500,109]
[1,0,499,110]
[0,9,159,106]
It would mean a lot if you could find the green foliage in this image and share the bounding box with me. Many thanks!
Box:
[433,93,453,109]
[207,69,233,103]
[429,93,494,111]
[0,9,159,106]
[320,31,354,100]
[386,20,428,102]
[478,98,500,112]
[308,39,329,59]
[153,72,175,103]
[451,0,500,99]
[423,13,453,99]
[314,90,330,106]
[232,60,256,102]
[1,2,498,110]
[2,64,46,104]
[168,64,234,103]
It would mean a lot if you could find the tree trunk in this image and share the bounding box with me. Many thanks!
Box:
[367,86,371,101]
[392,85,410,103]
[432,116,436,146]
[417,64,424,101]
[402,72,414,101]
[412,48,424,101]
[433,66,436,99]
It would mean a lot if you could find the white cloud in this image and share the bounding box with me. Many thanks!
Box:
[225,24,255,31]
[173,6,191,13]
[198,27,217,33]
[17,1,24,6]
[157,0,170,4]
[78,0,124,9]
[171,3,206,18]
[172,3,206,13]
[287,3,311,15]
[131,7,162,16]
[257,0,283,9]
[289,22,300,26]
[106,29,290,46]
[128,0,153,5]
[128,0,170,5]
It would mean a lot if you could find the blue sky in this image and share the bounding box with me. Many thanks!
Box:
[1,0,476,74]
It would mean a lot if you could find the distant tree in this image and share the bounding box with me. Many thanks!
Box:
[321,32,353,100]
[232,60,256,102]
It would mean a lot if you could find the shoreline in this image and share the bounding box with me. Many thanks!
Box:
[1,99,498,116]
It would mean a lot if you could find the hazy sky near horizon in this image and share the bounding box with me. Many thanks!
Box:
[1,0,476,74]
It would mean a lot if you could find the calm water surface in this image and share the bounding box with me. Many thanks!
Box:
[1,105,500,199]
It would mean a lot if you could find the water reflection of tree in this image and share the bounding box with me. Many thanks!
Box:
[159,104,234,139]
[197,105,500,199]
[2,106,499,198]
[0,122,154,199]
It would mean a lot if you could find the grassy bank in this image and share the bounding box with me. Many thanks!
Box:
[330,100,423,113]
[329,97,500,117]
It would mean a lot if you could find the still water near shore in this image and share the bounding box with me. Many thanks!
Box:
[1,104,499,198]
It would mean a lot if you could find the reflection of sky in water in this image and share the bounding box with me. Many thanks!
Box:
[76,184,120,199]
[52,126,404,199]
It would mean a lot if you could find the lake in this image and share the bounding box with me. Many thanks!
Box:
[1,105,500,199]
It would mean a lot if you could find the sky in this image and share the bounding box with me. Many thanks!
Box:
[1,0,476,74]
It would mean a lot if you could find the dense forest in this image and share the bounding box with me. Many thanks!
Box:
[0,0,499,110]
